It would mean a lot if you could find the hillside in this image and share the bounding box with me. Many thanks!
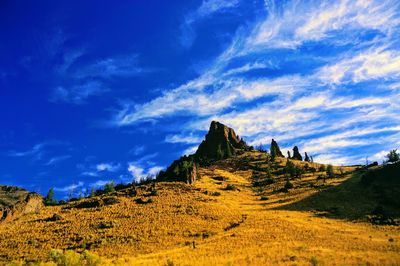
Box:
[0,122,399,265]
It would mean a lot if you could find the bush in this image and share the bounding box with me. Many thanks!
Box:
[284,180,294,190]
[319,165,326,172]
[326,164,335,178]
[49,249,101,266]
[224,184,237,191]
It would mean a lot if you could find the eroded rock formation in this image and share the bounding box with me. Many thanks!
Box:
[195,121,248,161]
[0,186,43,222]
[292,146,303,161]
[270,139,284,158]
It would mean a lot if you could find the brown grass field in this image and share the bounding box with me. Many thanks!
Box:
[0,151,399,265]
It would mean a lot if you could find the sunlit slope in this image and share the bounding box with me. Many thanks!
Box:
[0,151,399,265]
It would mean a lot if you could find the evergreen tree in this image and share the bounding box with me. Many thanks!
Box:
[386,149,400,163]
[45,188,56,205]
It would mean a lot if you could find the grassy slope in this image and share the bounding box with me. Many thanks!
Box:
[0,151,399,265]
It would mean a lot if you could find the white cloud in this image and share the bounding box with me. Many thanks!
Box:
[96,162,121,172]
[165,133,202,144]
[246,0,400,50]
[127,162,164,182]
[44,155,71,166]
[54,181,84,192]
[318,47,400,84]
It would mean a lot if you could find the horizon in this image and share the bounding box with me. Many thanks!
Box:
[1,0,399,199]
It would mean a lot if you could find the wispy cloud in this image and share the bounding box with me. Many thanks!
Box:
[180,0,240,47]
[54,181,84,192]
[50,81,108,104]
[108,0,400,165]
[96,162,121,172]
[44,155,71,166]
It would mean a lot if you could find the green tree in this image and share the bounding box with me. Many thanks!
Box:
[386,149,400,163]
[45,188,57,205]
[326,164,335,178]
[104,182,115,193]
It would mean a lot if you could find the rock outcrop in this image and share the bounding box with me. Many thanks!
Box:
[304,152,310,162]
[270,139,284,158]
[195,121,248,161]
[292,146,303,161]
[158,121,249,184]
[0,186,43,222]
[157,155,198,184]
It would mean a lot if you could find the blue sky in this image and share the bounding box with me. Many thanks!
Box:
[1,0,399,199]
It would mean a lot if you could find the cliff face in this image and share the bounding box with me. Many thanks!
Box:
[0,186,43,222]
[195,121,248,161]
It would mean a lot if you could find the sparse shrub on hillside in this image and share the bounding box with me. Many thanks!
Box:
[284,180,294,190]
[326,165,335,178]
[136,198,153,204]
[103,196,119,205]
[224,184,237,191]
[49,249,101,266]
[319,165,326,172]
[310,256,319,266]
[309,167,317,175]
[386,149,400,163]
[150,189,159,196]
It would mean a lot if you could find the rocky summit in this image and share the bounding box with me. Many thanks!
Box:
[195,121,248,161]
[0,186,43,222]
[158,121,248,184]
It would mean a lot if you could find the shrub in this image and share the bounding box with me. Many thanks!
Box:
[284,180,294,190]
[224,184,237,191]
[310,256,319,266]
[49,249,101,266]
[326,164,335,178]
[319,165,326,172]
[102,196,119,206]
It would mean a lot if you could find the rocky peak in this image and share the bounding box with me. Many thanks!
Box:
[0,186,43,222]
[195,121,248,161]
[270,139,284,158]
[292,146,303,161]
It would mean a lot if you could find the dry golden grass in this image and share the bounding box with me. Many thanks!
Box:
[0,151,399,265]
